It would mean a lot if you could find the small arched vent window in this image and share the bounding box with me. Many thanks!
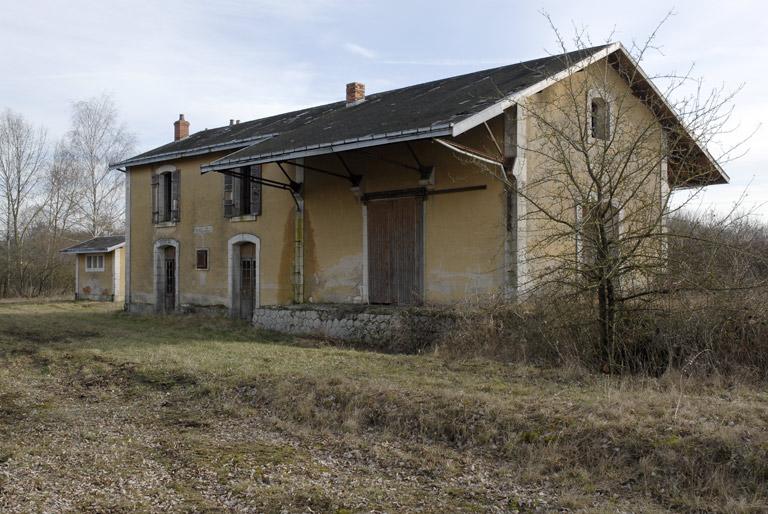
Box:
[590,97,610,140]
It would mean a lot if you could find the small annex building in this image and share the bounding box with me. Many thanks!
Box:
[61,236,126,302]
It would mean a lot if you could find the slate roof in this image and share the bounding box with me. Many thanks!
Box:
[114,46,610,169]
[60,235,125,254]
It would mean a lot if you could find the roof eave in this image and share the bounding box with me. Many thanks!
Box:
[109,134,277,170]
[60,242,125,254]
[200,125,453,173]
[608,45,729,186]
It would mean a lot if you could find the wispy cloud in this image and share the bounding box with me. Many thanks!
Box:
[380,58,509,66]
[344,43,376,59]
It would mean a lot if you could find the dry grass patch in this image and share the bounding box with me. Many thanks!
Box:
[0,301,766,512]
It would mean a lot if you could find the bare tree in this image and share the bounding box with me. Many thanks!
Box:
[67,94,135,236]
[36,141,80,291]
[0,109,47,296]
[469,16,749,372]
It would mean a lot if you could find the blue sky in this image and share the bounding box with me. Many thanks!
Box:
[1,0,764,215]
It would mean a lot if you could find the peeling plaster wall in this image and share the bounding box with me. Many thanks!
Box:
[304,119,508,305]
[523,58,666,284]
[125,63,666,311]
[128,153,296,310]
[77,251,118,301]
[129,123,511,310]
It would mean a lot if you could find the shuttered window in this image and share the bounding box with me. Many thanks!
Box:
[590,97,610,140]
[224,173,234,217]
[152,170,180,223]
[151,174,159,224]
[223,165,262,218]
[170,169,180,221]
[249,165,262,216]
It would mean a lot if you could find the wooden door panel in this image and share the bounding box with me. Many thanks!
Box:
[368,200,392,304]
[367,196,423,305]
[164,259,175,313]
[238,243,257,320]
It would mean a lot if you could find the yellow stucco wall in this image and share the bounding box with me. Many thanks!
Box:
[77,250,121,301]
[521,58,666,286]
[114,246,126,302]
[128,154,296,309]
[303,120,508,304]
[126,59,668,310]
[127,123,509,309]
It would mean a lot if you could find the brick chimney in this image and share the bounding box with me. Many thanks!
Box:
[173,114,190,141]
[346,82,365,106]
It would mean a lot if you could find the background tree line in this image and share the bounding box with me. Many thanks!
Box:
[0,94,134,298]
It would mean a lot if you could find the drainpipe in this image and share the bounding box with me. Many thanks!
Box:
[74,254,79,300]
[293,160,305,303]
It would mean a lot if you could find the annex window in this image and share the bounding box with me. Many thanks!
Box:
[590,97,610,140]
[224,165,262,218]
[195,249,209,270]
[152,168,180,224]
[85,254,105,272]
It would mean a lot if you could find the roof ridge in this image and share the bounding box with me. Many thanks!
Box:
[204,44,612,133]
[114,44,614,169]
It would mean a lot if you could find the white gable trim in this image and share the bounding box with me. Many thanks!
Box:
[451,43,621,137]
[451,42,727,184]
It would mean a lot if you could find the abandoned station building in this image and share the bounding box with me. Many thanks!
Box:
[113,43,726,332]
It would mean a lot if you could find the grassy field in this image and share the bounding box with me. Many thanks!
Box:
[0,302,765,513]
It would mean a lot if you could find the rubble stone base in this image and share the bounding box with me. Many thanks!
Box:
[252,304,454,353]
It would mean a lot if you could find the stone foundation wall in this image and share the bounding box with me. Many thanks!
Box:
[252,305,455,353]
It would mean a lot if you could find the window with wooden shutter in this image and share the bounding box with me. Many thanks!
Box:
[159,172,172,222]
[224,173,234,217]
[170,169,180,221]
[232,168,242,216]
[250,165,262,216]
[590,97,610,140]
[240,166,251,214]
[151,174,159,224]
[224,167,261,219]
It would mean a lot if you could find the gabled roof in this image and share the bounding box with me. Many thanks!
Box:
[113,46,610,169]
[60,235,125,254]
[112,43,727,186]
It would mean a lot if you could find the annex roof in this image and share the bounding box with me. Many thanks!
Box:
[60,235,125,254]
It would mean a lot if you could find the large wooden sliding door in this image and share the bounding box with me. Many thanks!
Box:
[367,196,423,305]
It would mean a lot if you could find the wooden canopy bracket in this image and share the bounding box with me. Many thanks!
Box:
[361,184,486,203]
[282,159,359,186]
